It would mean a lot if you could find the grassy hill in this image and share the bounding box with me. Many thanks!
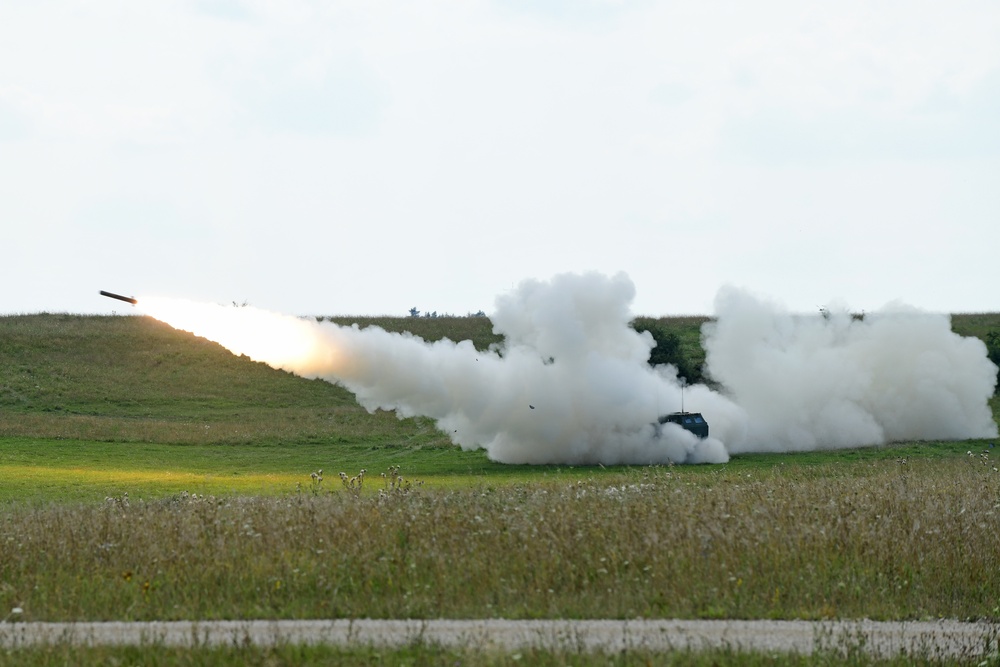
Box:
[0,312,718,445]
[2,311,997,448]
[0,313,540,503]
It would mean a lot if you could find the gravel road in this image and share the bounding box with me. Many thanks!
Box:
[2,619,997,658]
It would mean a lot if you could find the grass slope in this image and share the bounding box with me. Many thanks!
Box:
[0,312,998,503]
[0,313,600,502]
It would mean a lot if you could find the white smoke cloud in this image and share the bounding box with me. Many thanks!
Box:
[288,272,731,465]
[703,287,999,452]
[142,272,997,464]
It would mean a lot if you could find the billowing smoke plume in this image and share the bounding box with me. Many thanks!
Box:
[141,272,997,464]
[703,287,999,452]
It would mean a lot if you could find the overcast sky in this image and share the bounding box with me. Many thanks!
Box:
[2,1,998,317]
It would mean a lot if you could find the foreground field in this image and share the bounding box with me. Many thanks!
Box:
[2,456,997,623]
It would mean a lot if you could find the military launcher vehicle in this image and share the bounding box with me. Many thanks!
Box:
[656,411,709,439]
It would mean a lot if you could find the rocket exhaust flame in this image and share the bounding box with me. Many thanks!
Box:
[138,296,332,372]
[131,273,999,465]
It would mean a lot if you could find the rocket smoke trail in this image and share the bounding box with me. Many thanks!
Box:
[139,272,998,464]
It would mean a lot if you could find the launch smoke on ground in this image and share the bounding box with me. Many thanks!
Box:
[705,288,998,453]
[140,273,998,465]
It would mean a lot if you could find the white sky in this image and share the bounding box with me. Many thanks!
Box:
[2,0,998,317]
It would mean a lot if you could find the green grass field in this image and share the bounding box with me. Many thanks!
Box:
[1,312,998,663]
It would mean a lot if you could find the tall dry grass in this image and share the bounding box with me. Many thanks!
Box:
[1,456,997,622]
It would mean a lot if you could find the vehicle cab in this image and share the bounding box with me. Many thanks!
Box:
[657,412,709,439]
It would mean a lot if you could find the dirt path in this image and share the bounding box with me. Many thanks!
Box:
[2,619,997,658]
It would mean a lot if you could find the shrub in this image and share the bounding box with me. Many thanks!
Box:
[631,320,702,384]
[986,331,1000,394]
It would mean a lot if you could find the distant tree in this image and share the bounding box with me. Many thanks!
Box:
[631,320,702,384]
[408,307,420,318]
[987,331,1000,394]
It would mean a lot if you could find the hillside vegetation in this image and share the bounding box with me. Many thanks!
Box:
[0,314,418,446]
[1,312,997,448]
[0,312,713,446]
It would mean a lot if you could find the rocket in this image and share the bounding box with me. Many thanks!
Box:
[99,290,138,305]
